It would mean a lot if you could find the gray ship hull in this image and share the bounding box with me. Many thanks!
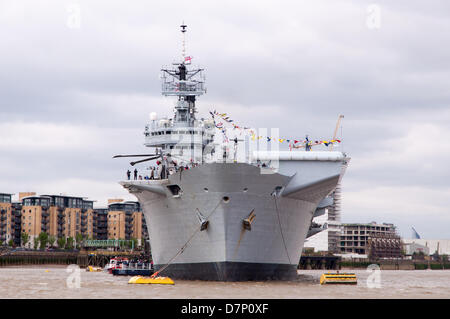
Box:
[121,158,347,281]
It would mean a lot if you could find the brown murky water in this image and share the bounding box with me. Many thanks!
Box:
[1,266,449,299]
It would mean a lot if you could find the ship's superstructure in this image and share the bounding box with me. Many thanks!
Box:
[143,59,215,167]
[116,25,349,281]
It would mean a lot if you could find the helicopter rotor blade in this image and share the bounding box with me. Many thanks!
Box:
[113,154,158,158]
[130,155,161,166]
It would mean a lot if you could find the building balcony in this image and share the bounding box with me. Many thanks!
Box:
[0,216,7,221]
[125,217,134,223]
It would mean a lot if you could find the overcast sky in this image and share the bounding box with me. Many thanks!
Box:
[1,0,449,239]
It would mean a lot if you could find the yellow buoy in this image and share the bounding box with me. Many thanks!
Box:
[86,266,102,272]
[320,272,357,285]
[128,275,175,285]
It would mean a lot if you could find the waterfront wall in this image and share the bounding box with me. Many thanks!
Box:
[0,251,148,268]
[0,251,79,266]
[2,251,449,270]
[340,260,450,270]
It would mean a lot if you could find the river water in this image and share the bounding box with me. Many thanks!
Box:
[0,266,449,299]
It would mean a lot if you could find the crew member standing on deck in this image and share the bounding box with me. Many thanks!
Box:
[150,167,154,180]
[126,170,131,180]
[134,168,138,180]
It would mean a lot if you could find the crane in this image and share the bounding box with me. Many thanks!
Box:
[329,115,344,151]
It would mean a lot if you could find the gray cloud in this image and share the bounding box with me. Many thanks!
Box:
[1,0,449,238]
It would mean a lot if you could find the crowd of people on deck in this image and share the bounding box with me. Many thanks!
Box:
[126,159,200,181]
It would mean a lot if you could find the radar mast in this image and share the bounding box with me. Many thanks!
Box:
[160,24,206,127]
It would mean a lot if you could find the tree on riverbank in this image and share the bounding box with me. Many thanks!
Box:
[38,232,49,250]
[75,233,83,249]
[21,232,29,247]
[65,237,74,250]
[48,236,56,248]
[57,237,66,249]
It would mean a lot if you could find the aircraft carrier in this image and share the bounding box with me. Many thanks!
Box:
[116,25,349,281]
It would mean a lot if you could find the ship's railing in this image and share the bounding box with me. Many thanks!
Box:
[144,133,206,147]
[145,121,215,133]
[120,262,152,270]
[123,162,202,181]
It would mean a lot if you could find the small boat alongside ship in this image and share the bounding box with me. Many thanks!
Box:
[103,257,129,274]
[102,257,154,276]
[111,261,153,276]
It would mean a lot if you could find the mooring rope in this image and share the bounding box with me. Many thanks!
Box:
[151,198,223,277]
[273,196,292,265]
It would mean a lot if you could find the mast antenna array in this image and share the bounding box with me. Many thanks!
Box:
[181,23,187,60]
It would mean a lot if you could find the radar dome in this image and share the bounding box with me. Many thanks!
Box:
[150,112,157,121]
